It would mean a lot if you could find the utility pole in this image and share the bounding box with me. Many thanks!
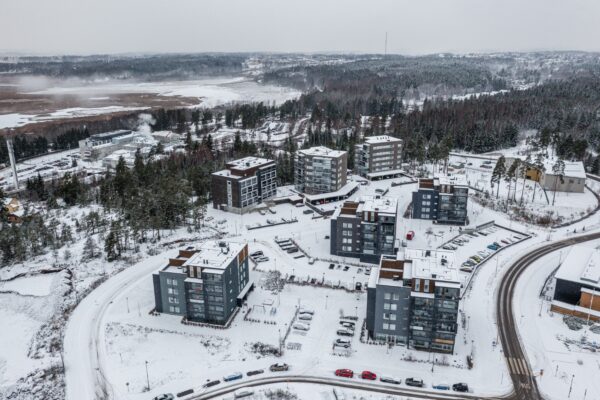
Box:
[145,360,150,391]
[384,32,388,58]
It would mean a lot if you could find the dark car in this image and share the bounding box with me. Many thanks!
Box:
[246,369,264,376]
[329,263,335,270]
[335,369,353,378]
[337,329,354,337]
[453,383,469,392]
[153,395,174,400]
[202,380,220,388]
[269,363,289,372]
[355,282,362,291]
[405,378,424,387]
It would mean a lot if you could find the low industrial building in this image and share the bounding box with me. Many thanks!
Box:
[78,130,134,160]
[330,196,398,264]
[152,240,251,325]
[294,146,347,195]
[504,157,585,193]
[412,177,468,225]
[355,135,403,180]
[366,248,461,353]
[211,157,277,214]
[551,245,600,322]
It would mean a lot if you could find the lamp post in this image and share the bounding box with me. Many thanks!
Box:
[568,374,574,398]
[325,295,329,310]
[145,361,150,391]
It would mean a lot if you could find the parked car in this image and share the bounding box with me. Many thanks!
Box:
[246,369,264,376]
[298,314,313,321]
[364,268,371,275]
[269,363,289,372]
[329,263,335,270]
[337,329,354,337]
[405,378,424,387]
[406,230,415,240]
[255,256,269,263]
[452,382,469,392]
[303,209,314,214]
[433,383,450,390]
[487,244,499,251]
[299,308,314,315]
[223,372,243,382]
[234,388,255,398]
[335,369,354,378]
[339,321,355,329]
[293,323,310,331]
[361,370,377,380]
[343,266,350,271]
[460,266,474,273]
[202,380,220,388]
[355,282,362,290]
[250,251,263,257]
[379,376,401,384]
[287,247,299,253]
[334,339,351,348]
[153,394,174,400]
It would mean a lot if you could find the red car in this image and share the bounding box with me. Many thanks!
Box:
[361,370,377,380]
[406,230,415,240]
[335,369,354,378]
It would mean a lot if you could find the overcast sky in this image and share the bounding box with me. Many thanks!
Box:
[2,0,600,55]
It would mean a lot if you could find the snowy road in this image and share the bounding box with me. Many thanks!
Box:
[63,253,171,400]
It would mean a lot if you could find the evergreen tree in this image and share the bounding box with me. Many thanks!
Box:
[82,237,99,261]
[491,156,506,198]
[551,159,566,206]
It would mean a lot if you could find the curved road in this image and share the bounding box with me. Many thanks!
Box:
[64,232,600,400]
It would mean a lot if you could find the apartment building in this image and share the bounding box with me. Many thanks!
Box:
[330,196,398,264]
[551,244,600,322]
[211,157,277,214]
[294,146,347,195]
[152,240,251,325]
[412,177,468,225]
[355,135,403,179]
[366,248,461,354]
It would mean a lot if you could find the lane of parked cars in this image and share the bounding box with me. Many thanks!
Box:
[152,363,291,400]
[333,368,469,392]
[440,226,524,273]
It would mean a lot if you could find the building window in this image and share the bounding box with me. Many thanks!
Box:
[172,280,178,286]
[383,323,389,330]
[166,278,172,285]
[384,303,390,310]
[389,324,396,330]
[391,304,397,311]
[390,314,397,321]
[392,293,400,301]
[384,293,391,300]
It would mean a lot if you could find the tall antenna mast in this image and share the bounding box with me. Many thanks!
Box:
[384,32,388,58]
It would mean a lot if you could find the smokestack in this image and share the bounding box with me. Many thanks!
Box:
[6,139,19,190]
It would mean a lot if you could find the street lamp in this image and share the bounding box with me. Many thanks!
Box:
[145,360,150,391]
[325,295,329,310]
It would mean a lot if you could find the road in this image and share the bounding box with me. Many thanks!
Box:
[496,232,600,400]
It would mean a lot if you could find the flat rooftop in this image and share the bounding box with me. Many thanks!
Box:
[434,175,468,186]
[359,196,398,215]
[298,146,346,158]
[544,160,586,179]
[363,135,402,145]
[183,241,246,271]
[556,245,600,290]
[403,248,459,284]
[227,156,274,170]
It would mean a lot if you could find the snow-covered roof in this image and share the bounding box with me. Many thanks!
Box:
[298,146,346,158]
[363,135,402,145]
[543,160,586,179]
[403,248,459,284]
[556,245,600,289]
[359,196,398,215]
[434,175,468,187]
[304,181,358,203]
[227,156,274,171]
[183,240,246,271]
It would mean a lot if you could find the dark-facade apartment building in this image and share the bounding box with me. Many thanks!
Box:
[366,248,461,354]
[330,196,398,264]
[211,157,277,214]
[152,240,250,325]
[412,177,468,225]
